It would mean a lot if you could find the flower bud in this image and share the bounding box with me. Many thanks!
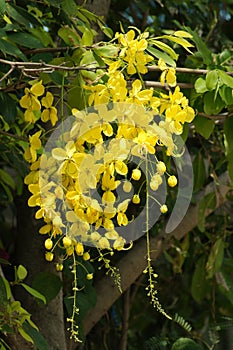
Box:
[132,168,141,181]
[167,175,177,187]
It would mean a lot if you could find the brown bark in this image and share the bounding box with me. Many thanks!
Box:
[13,191,67,350]
[82,172,230,335]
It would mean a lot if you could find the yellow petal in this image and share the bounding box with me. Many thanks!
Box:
[39,224,52,234]
[41,91,53,108]
[115,160,128,175]
[102,190,116,203]
[52,148,67,161]
[31,81,45,96]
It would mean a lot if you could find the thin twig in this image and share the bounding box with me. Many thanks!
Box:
[0,67,15,83]
[144,80,194,89]
[148,65,233,75]
[0,130,27,141]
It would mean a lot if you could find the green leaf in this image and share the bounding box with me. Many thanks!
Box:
[101,26,113,39]
[0,0,6,19]
[0,276,7,303]
[30,28,53,47]
[203,91,225,115]
[151,39,179,60]
[18,327,34,343]
[197,192,216,232]
[7,32,43,49]
[0,169,15,190]
[2,277,11,300]
[6,3,40,28]
[81,28,93,46]
[32,272,62,303]
[23,322,49,350]
[173,30,193,38]
[147,46,176,67]
[62,0,78,16]
[0,93,17,124]
[205,70,219,90]
[94,45,119,58]
[172,338,203,350]
[191,256,209,303]
[0,37,26,60]
[218,70,233,89]
[194,115,215,139]
[17,265,27,280]
[58,26,81,46]
[185,27,213,66]
[193,151,206,192]
[206,239,224,279]
[224,116,233,183]
[219,85,233,105]
[21,283,46,304]
[194,77,208,93]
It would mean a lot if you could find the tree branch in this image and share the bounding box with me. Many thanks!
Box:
[82,171,230,336]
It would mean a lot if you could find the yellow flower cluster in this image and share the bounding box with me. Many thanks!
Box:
[115,29,154,75]
[20,81,58,126]
[160,86,195,135]
[24,103,179,260]
[22,29,195,273]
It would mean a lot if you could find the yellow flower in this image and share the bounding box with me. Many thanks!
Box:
[95,205,116,230]
[41,92,58,126]
[117,199,129,226]
[101,171,120,203]
[84,84,110,106]
[127,80,153,105]
[24,130,42,163]
[117,30,153,75]
[20,81,44,110]
[158,58,176,87]
[107,71,127,102]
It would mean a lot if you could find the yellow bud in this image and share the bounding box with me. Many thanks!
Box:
[63,236,72,248]
[167,175,177,187]
[132,194,140,204]
[66,246,74,256]
[132,168,141,181]
[44,238,53,250]
[150,181,159,191]
[75,242,84,256]
[160,204,168,214]
[45,252,54,262]
[86,273,93,280]
[123,181,132,193]
[83,252,90,261]
[56,263,64,272]
[156,161,166,175]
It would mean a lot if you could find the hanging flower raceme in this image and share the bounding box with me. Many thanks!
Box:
[21,27,196,339]
[24,103,181,259]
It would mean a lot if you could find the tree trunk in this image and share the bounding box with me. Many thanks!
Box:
[13,190,67,350]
